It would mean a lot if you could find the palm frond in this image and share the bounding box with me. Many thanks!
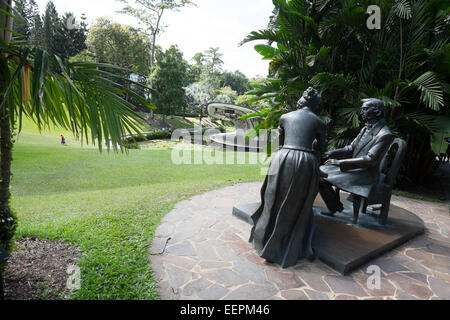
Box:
[379,96,402,108]
[430,115,450,155]
[3,47,150,151]
[337,106,361,128]
[309,72,356,91]
[403,111,442,136]
[240,30,280,46]
[410,71,445,111]
[393,0,412,20]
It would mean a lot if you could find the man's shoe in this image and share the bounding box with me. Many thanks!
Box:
[321,203,344,217]
[321,210,336,217]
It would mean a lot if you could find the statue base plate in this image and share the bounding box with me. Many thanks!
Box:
[232,198,425,275]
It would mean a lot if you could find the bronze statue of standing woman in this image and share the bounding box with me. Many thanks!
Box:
[249,87,327,268]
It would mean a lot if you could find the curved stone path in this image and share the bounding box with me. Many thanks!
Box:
[149,183,450,300]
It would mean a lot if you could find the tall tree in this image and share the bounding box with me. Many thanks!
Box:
[195,47,224,98]
[186,48,250,107]
[58,12,88,58]
[86,18,152,109]
[116,0,195,72]
[29,4,42,46]
[150,44,189,119]
[1,0,151,261]
[187,52,205,83]
[12,0,39,42]
[87,18,151,77]
[219,70,251,96]
[203,47,224,78]
[42,0,59,56]
[39,2,88,58]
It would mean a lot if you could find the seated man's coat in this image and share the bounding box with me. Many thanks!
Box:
[321,119,394,198]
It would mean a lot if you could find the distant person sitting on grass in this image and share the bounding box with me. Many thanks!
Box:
[61,135,66,146]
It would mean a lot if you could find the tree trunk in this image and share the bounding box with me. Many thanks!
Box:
[162,114,167,128]
[199,105,203,124]
[1,0,13,44]
[0,0,16,254]
[148,9,164,122]
[0,91,12,216]
[151,30,157,73]
[150,8,164,72]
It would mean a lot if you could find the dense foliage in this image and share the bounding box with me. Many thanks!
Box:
[150,45,189,117]
[79,17,153,111]
[123,130,172,149]
[242,0,449,184]
[86,18,151,76]
[14,0,88,58]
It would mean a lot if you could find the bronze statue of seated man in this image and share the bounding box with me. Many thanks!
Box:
[319,98,394,216]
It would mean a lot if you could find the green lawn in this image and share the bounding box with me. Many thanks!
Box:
[10,123,263,299]
[163,116,195,129]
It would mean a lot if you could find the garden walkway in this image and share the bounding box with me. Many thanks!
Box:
[149,183,450,300]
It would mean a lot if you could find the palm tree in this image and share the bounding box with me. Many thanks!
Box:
[0,0,152,256]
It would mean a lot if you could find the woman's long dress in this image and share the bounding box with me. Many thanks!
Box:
[249,147,319,268]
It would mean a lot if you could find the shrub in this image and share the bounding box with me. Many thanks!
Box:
[122,141,141,150]
[122,131,173,148]
[147,131,172,140]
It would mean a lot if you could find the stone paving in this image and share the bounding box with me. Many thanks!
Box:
[149,183,450,300]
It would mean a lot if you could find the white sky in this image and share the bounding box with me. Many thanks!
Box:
[35,0,273,78]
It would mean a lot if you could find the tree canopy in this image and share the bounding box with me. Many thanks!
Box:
[86,17,151,76]
[150,45,189,116]
[116,0,196,70]
[19,0,89,58]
